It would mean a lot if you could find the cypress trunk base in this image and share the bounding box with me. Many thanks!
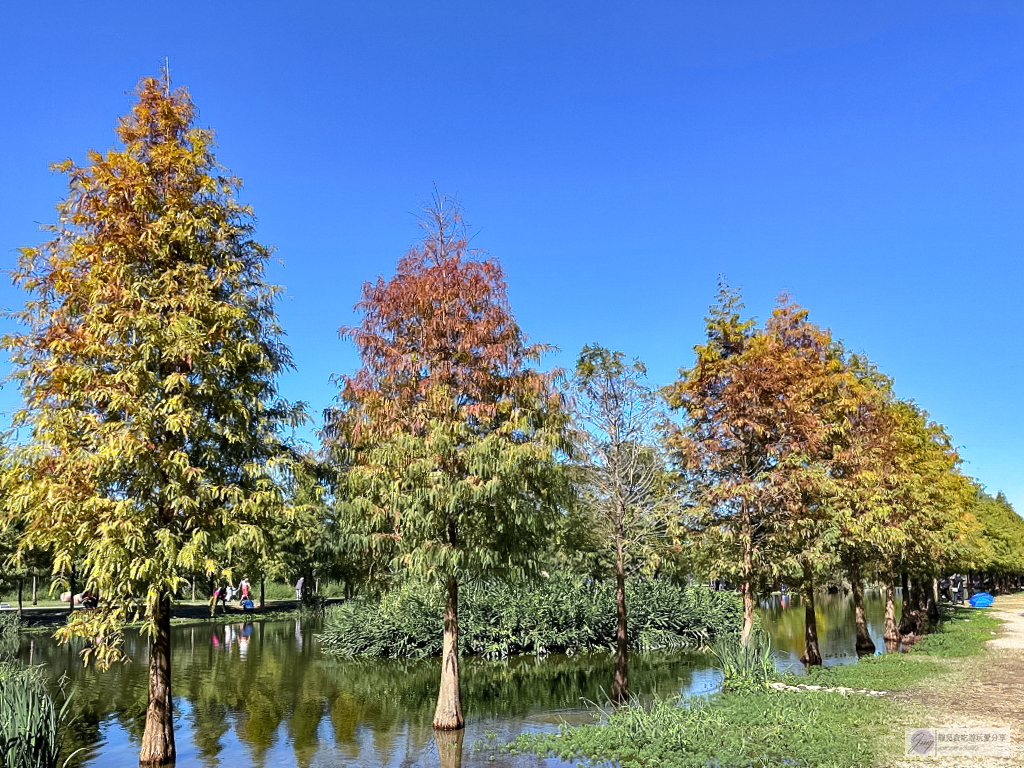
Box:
[883,570,900,643]
[800,568,822,666]
[139,596,175,766]
[849,559,876,656]
[433,576,464,731]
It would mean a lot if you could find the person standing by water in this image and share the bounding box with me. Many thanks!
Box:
[295,576,304,601]
[239,579,250,603]
[210,584,227,616]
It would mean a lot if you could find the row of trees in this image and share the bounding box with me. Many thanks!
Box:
[2,74,1022,765]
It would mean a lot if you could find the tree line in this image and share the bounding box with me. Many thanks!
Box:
[1,74,1021,766]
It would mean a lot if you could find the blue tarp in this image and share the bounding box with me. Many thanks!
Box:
[969,592,994,608]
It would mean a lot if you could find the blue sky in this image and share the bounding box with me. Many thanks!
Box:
[1,2,1021,510]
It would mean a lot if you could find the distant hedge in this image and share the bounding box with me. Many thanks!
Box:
[319,575,742,659]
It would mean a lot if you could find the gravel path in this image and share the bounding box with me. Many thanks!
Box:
[889,593,1024,767]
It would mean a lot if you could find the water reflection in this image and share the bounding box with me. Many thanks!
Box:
[22,619,712,767]
[760,589,902,673]
[17,592,899,765]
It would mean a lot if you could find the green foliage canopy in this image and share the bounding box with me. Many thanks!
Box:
[325,197,571,584]
[2,74,304,666]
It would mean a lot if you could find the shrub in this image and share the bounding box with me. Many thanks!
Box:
[320,575,741,659]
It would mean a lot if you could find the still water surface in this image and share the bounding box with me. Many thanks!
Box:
[19,589,900,767]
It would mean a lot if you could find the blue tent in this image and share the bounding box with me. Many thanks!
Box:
[969,592,994,608]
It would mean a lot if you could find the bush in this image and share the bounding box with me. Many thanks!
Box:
[320,575,741,658]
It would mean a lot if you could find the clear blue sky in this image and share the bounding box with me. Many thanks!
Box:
[1,2,1021,510]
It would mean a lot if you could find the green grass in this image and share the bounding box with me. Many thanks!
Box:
[909,608,1001,657]
[794,653,945,690]
[793,607,998,692]
[506,690,894,768]
[509,606,1004,768]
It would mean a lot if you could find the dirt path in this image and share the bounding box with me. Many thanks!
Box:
[889,593,1024,767]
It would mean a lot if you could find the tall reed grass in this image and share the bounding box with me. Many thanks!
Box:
[0,614,78,768]
[708,629,778,693]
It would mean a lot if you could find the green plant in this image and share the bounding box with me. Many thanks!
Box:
[909,609,1001,657]
[708,628,777,693]
[509,688,892,768]
[299,592,327,618]
[0,613,19,661]
[319,576,742,659]
[0,664,76,768]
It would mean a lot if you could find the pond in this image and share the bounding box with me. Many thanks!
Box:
[17,589,901,767]
[762,588,902,671]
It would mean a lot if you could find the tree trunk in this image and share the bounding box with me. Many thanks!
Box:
[898,575,914,638]
[883,566,899,644]
[849,556,875,655]
[32,575,37,606]
[611,528,629,703]
[927,577,940,625]
[800,563,822,666]
[68,568,75,617]
[17,580,23,616]
[740,499,755,645]
[898,571,915,638]
[433,576,464,730]
[260,575,266,609]
[899,574,930,641]
[913,577,932,634]
[139,596,175,766]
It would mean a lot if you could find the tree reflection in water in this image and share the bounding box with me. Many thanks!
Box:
[21,618,708,767]
[19,592,893,766]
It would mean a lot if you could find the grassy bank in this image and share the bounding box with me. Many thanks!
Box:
[504,606,1000,768]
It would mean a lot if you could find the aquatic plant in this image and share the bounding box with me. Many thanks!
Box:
[0,663,76,768]
[708,628,777,693]
[320,575,741,658]
[0,613,18,661]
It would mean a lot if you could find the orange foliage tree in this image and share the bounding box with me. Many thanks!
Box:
[325,196,570,729]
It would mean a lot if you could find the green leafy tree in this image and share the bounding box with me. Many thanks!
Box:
[325,196,570,729]
[2,73,303,765]
[663,286,843,664]
[888,402,975,638]
[828,352,898,655]
[571,344,671,701]
[966,490,1024,585]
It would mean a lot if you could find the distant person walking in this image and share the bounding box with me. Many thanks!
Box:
[951,574,965,605]
[295,576,304,601]
[239,578,250,602]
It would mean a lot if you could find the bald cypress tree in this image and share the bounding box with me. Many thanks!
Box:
[3,73,302,765]
[326,197,570,730]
